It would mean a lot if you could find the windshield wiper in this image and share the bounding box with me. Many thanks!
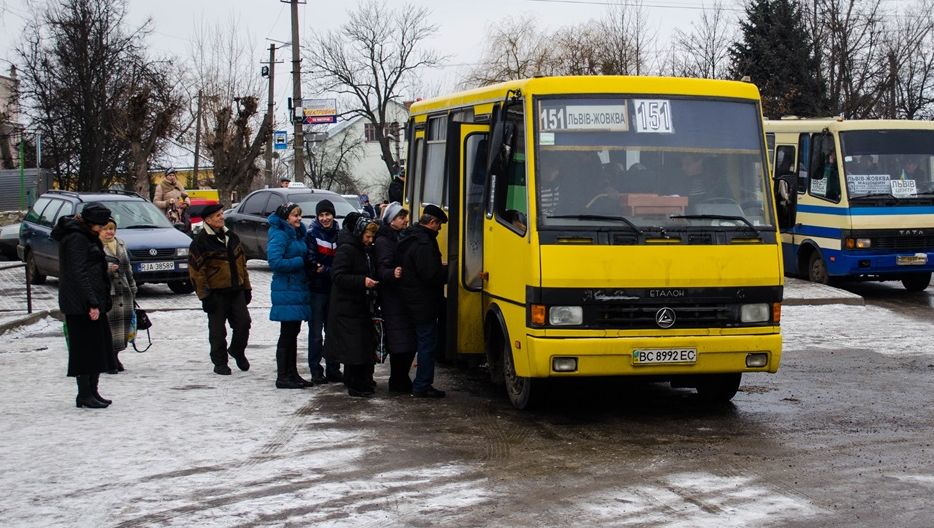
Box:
[549,214,644,235]
[123,224,163,229]
[669,214,761,238]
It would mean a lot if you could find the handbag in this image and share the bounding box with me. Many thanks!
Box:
[131,302,153,352]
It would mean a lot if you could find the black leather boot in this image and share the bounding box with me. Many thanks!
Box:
[275,344,303,389]
[76,376,108,408]
[90,373,111,405]
[288,343,313,387]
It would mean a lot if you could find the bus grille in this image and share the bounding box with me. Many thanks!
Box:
[870,235,934,251]
[591,303,736,329]
[129,248,176,260]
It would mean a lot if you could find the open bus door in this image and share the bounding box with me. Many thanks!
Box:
[444,123,490,359]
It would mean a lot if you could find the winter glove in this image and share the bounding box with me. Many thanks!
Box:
[201,293,216,313]
[244,289,252,305]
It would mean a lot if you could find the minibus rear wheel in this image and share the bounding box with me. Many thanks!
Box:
[901,272,931,292]
[807,252,829,284]
[502,340,542,410]
[695,373,741,403]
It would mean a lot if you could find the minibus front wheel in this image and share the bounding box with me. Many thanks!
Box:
[502,340,544,410]
[695,373,742,403]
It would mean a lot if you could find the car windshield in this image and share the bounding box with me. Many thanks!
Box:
[290,194,358,218]
[841,129,934,200]
[535,96,773,229]
[87,200,174,229]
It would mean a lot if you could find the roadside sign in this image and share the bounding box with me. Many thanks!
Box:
[273,130,287,150]
[300,98,337,125]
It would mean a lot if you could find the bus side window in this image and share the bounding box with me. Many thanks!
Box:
[797,134,810,194]
[423,116,447,206]
[766,133,775,167]
[808,133,841,202]
[494,117,527,235]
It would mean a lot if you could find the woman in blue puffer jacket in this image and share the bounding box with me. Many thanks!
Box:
[267,202,313,389]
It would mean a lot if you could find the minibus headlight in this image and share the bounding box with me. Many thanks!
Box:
[844,237,871,249]
[552,357,578,372]
[176,247,189,257]
[549,306,583,326]
[740,303,770,323]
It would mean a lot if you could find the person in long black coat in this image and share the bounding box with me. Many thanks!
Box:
[373,202,416,393]
[324,214,380,397]
[51,203,117,409]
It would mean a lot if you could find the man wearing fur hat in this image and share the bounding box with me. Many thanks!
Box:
[188,204,252,375]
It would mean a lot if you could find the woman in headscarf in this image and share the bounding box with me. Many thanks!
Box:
[373,202,416,393]
[267,202,313,389]
[99,218,138,373]
[51,203,117,409]
[324,213,380,397]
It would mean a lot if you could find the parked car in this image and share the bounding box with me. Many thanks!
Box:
[224,188,357,260]
[0,223,20,259]
[17,190,196,294]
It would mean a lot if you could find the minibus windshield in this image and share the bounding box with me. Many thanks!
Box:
[535,96,773,229]
[841,129,934,200]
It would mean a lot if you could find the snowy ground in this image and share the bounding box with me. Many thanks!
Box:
[1,299,933,526]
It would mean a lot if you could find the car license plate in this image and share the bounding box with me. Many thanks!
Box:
[632,348,697,365]
[897,254,928,266]
[138,261,175,272]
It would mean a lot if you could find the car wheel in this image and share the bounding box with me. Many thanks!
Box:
[167,280,195,294]
[695,373,742,403]
[25,250,46,285]
[901,272,931,292]
[807,251,829,285]
[502,339,543,410]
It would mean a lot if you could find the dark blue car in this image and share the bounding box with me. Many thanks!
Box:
[17,190,196,294]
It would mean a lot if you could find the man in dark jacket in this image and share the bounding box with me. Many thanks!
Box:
[189,204,252,375]
[396,204,448,398]
[388,172,404,204]
[304,199,342,384]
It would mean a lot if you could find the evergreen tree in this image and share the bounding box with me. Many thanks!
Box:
[729,0,825,118]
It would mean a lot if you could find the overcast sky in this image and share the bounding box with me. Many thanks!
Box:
[0,0,734,93]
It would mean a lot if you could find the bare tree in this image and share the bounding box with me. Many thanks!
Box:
[882,0,934,118]
[114,61,185,196]
[187,16,268,202]
[462,16,552,86]
[306,1,441,179]
[15,0,174,191]
[203,96,269,207]
[670,2,736,79]
[598,0,655,75]
[304,125,365,193]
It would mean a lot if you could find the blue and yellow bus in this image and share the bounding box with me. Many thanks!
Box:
[765,118,934,291]
[406,76,783,409]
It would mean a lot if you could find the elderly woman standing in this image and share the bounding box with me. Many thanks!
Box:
[99,219,137,373]
[325,213,380,397]
[51,203,116,409]
[267,202,313,389]
[373,202,416,393]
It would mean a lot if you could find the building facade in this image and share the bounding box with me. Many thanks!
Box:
[0,67,20,170]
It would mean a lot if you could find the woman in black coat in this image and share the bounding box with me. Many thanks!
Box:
[373,202,416,393]
[50,203,117,409]
[324,214,379,397]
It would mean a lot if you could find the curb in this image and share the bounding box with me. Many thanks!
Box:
[0,309,54,335]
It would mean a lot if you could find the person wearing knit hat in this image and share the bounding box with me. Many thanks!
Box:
[315,199,336,217]
[304,197,343,384]
[380,201,407,225]
[373,201,415,393]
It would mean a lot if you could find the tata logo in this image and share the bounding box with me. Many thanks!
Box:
[656,307,676,329]
[649,289,685,298]
[149,248,158,256]
[899,229,925,236]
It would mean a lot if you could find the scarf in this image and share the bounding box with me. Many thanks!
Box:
[160,179,183,194]
[103,238,118,257]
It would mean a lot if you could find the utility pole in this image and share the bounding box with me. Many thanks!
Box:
[283,0,306,182]
[262,42,284,188]
[193,90,203,187]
